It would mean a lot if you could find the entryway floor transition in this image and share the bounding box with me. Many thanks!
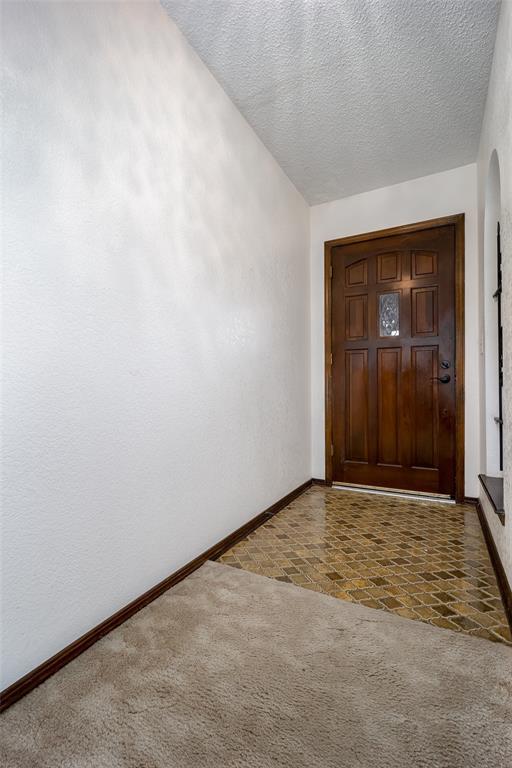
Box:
[218,486,511,645]
[3,561,511,767]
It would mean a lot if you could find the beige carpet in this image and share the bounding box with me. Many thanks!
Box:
[1,561,511,768]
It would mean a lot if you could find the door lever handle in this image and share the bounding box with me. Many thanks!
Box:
[430,374,451,384]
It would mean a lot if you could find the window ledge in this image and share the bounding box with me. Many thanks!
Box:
[479,474,505,525]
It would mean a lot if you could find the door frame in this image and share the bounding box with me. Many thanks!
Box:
[324,214,465,502]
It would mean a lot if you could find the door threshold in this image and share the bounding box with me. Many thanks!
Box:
[332,482,455,505]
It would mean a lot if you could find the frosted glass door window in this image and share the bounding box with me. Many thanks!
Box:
[379,292,400,336]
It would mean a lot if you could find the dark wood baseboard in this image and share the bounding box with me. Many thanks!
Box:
[475,501,512,633]
[0,478,312,713]
[311,478,331,486]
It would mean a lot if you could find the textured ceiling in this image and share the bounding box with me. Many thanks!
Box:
[160,0,500,205]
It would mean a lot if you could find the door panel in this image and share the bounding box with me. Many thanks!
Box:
[411,346,438,469]
[412,287,438,336]
[377,348,401,465]
[331,225,456,496]
[345,295,367,340]
[412,250,438,278]
[377,252,402,282]
[345,259,367,287]
[345,350,369,462]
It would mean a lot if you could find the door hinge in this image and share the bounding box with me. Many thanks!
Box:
[330,353,333,365]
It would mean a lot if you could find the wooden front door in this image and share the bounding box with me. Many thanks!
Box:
[330,224,458,496]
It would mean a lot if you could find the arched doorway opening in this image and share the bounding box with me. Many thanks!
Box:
[483,150,502,477]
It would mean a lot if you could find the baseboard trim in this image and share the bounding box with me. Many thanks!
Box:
[0,478,312,712]
[475,501,512,633]
[311,478,331,486]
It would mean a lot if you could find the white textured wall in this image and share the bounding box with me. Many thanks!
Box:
[310,165,479,496]
[477,0,512,584]
[1,1,310,689]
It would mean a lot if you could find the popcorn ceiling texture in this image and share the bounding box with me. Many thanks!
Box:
[477,0,512,585]
[162,0,500,204]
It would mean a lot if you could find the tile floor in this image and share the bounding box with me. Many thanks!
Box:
[217,485,511,645]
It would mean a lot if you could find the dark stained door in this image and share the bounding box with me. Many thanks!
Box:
[331,225,456,496]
